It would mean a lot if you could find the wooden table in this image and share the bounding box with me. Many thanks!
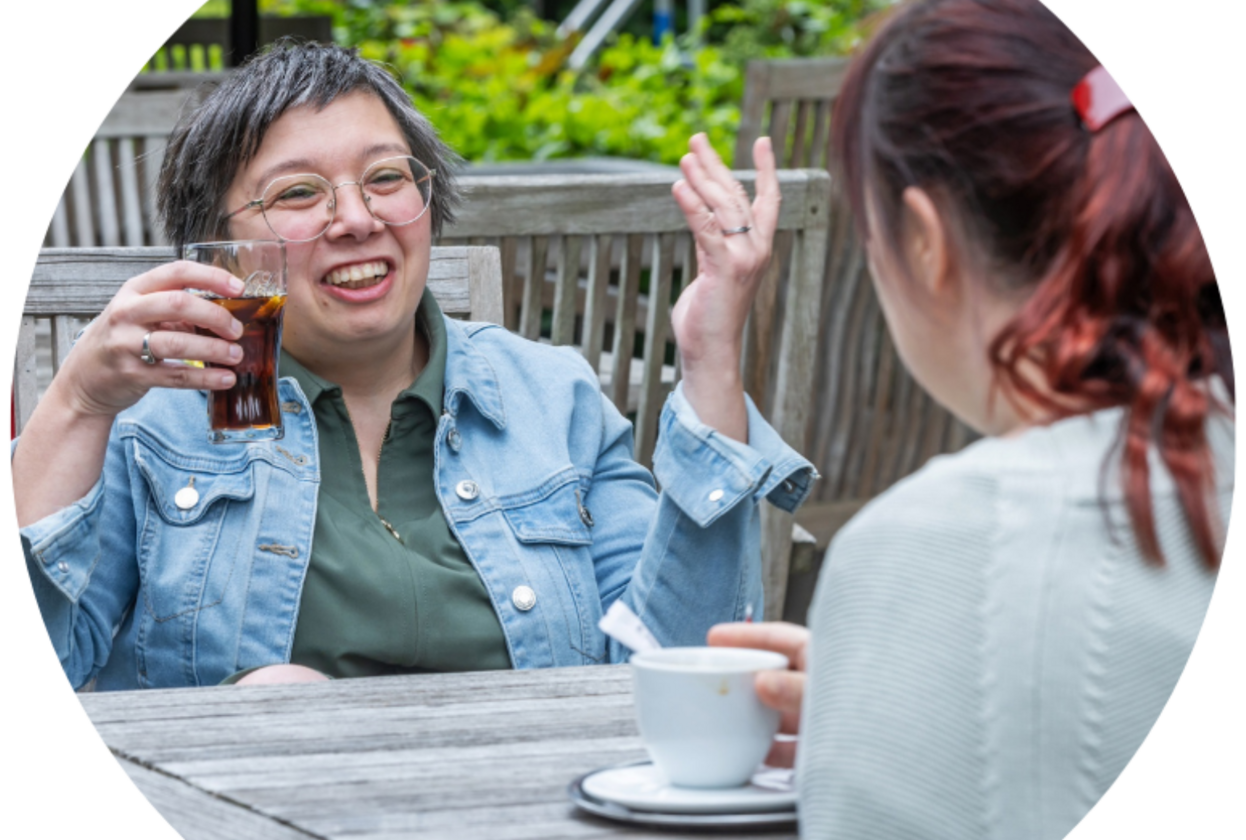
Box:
[80,665,799,840]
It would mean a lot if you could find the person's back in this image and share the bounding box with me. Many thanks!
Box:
[799,397,1231,839]
[707,1,1232,837]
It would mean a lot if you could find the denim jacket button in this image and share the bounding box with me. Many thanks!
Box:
[782,479,797,494]
[708,488,725,502]
[175,486,200,510]
[447,428,462,452]
[455,480,479,501]
[512,585,537,611]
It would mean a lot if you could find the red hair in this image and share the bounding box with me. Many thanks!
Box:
[832,0,1231,567]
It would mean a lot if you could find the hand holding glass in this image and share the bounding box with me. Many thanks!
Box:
[183,240,287,443]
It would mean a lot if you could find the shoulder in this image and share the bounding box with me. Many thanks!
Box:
[452,319,604,401]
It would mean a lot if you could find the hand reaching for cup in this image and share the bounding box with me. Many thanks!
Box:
[707,621,809,768]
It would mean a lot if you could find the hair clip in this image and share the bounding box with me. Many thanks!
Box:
[1071,65,1135,132]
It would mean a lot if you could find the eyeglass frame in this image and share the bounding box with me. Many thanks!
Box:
[221,155,437,243]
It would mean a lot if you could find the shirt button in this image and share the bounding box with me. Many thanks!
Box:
[455,480,479,501]
[708,489,725,502]
[57,562,69,573]
[782,479,797,494]
[512,585,537,611]
[447,428,462,452]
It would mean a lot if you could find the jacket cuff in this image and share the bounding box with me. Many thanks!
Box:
[20,475,107,602]
[652,384,816,527]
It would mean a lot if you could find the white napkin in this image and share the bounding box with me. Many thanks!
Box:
[598,600,661,653]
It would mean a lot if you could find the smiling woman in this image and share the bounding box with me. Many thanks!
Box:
[13,41,815,690]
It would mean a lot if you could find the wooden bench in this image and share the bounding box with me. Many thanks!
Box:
[735,58,977,571]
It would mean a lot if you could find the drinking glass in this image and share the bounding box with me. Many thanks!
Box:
[183,240,287,443]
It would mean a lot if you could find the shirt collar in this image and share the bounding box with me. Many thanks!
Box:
[278,287,449,417]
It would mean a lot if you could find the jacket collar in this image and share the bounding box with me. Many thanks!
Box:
[442,317,507,430]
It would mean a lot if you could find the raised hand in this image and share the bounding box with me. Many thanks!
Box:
[669,133,781,442]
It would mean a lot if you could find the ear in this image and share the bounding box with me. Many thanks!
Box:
[899,187,954,297]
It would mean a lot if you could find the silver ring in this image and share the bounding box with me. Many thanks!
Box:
[139,332,159,366]
[721,225,752,236]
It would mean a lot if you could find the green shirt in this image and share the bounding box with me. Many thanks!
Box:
[281,291,511,678]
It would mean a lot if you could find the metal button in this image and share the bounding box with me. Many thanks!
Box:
[782,479,797,494]
[175,485,200,510]
[512,585,537,611]
[455,480,479,501]
[447,428,462,452]
[708,489,725,502]
[57,562,69,573]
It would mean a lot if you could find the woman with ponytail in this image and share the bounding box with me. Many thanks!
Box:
[709,0,1232,837]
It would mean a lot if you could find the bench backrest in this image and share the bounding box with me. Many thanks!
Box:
[734,57,976,562]
[440,170,832,617]
[15,245,503,435]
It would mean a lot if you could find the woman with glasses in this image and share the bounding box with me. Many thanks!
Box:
[14,42,813,690]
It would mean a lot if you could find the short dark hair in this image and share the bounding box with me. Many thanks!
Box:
[157,40,461,246]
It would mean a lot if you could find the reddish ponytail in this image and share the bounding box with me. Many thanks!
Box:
[832,0,1231,568]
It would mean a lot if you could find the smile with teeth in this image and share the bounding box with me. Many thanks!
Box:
[324,260,390,289]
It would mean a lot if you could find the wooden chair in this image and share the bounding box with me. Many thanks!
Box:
[441,170,832,620]
[14,245,504,436]
[734,58,976,582]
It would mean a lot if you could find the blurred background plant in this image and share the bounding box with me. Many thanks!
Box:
[183,1,886,164]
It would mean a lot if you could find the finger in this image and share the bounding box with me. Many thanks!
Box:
[750,136,782,240]
[126,290,245,340]
[707,621,810,667]
[755,669,805,718]
[128,261,246,298]
[148,359,237,391]
[147,330,243,368]
[690,133,751,210]
[671,179,729,264]
[763,738,797,769]
[680,151,748,230]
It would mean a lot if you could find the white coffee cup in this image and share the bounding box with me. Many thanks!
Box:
[630,646,789,788]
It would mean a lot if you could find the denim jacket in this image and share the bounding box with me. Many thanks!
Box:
[22,317,815,691]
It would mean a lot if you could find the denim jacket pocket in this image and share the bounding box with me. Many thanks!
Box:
[132,436,258,622]
[499,468,593,547]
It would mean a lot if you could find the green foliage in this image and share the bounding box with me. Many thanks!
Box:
[193,1,882,165]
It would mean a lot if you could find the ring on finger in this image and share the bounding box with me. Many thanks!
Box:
[721,225,752,236]
[139,332,160,366]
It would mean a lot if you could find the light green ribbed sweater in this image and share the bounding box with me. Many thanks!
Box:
[798,401,1233,840]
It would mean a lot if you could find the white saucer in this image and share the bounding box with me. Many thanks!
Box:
[579,762,797,814]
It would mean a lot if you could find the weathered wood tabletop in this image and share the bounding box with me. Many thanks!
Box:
[79,665,799,840]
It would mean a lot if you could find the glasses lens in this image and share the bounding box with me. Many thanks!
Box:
[261,174,333,242]
[362,157,432,227]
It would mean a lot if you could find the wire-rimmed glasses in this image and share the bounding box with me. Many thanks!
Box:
[223,155,435,243]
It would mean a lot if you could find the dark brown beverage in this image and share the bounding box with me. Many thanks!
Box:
[196,294,286,437]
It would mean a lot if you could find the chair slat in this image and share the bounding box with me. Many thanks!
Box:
[790,100,812,167]
[91,140,121,247]
[70,158,94,247]
[14,317,39,435]
[50,316,78,378]
[49,196,72,248]
[116,138,145,247]
[609,234,644,413]
[580,234,613,372]
[141,135,166,245]
[635,232,676,467]
[808,100,832,171]
[499,236,519,331]
[768,101,793,168]
[551,235,581,346]
[518,236,548,340]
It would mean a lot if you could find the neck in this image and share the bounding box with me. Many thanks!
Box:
[285,321,429,401]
